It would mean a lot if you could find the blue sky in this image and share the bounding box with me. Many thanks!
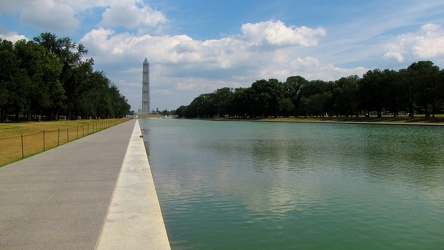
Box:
[1,0,444,111]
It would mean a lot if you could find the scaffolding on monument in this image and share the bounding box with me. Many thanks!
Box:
[142,58,150,115]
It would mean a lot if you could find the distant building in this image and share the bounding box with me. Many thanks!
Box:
[142,58,150,115]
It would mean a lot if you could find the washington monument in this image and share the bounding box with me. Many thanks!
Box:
[142,58,150,114]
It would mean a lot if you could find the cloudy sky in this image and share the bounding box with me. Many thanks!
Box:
[1,0,444,111]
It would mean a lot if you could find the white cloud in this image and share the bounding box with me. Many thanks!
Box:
[80,20,367,110]
[0,32,27,42]
[412,24,444,58]
[241,20,326,47]
[58,0,109,11]
[0,0,166,35]
[80,28,193,63]
[100,1,167,29]
[0,0,79,34]
[22,1,79,34]
[384,23,444,63]
[80,20,328,75]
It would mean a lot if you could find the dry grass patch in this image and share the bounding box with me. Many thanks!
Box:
[0,118,129,167]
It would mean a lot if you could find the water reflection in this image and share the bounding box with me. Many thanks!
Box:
[141,119,444,250]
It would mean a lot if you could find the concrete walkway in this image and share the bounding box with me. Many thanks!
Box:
[0,119,170,249]
[96,120,170,250]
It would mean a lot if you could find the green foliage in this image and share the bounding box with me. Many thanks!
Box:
[407,61,440,117]
[0,33,131,122]
[332,75,359,117]
[177,61,444,119]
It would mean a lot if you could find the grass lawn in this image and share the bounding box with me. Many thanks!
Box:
[0,118,129,167]
[259,114,444,124]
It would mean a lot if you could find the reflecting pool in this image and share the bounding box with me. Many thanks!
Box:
[141,119,444,250]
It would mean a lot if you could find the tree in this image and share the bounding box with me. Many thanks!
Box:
[34,33,89,118]
[250,79,283,117]
[300,92,332,117]
[277,98,294,117]
[175,105,188,118]
[212,87,234,117]
[383,70,403,117]
[397,69,415,117]
[298,80,332,117]
[109,84,131,118]
[66,59,95,118]
[438,70,444,107]
[13,39,65,121]
[33,32,88,78]
[0,34,131,122]
[231,87,255,118]
[176,60,444,120]
[0,40,17,122]
[359,69,388,117]
[187,93,216,118]
[332,75,360,117]
[283,76,307,116]
[408,61,440,117]
[40,47,65,120]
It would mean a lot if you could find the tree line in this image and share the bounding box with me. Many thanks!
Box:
[0,33,131,122]
[175,61,444,119]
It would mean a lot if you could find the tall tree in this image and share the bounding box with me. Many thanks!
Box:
[408,61,440,117]
[250,79,283,117]
[299,80,332,117]
[359,69,389,117]
[397,68,416,118]
[34,33,89,118]
[277,97,294,117]
[0,35,131,122]
[109,84,131,118]
[213,87,234,117]
[283,76,307,116]
[439,69,444,106]
[0,40,17,121]
[231,87,255,118]
[187,93,216,118]
[332,75,360,117]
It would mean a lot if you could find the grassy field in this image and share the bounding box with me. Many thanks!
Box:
[0,118,129,167]
[207,114,444,124]
[205,114,444,126]
[258,114,444,124]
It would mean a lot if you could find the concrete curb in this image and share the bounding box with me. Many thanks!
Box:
[96,119,171,250]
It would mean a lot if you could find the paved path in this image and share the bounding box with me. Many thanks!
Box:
[0,119,170,249]
[96,120,170,250]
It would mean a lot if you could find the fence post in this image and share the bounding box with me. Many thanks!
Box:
[43,130,46,151]
[87,124,89,135]
[21,134,24,158]
[58,129,60,146]
[77,126,79,139]
[67,128,69,142]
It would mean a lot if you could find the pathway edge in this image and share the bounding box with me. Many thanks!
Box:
[96,119,171,250]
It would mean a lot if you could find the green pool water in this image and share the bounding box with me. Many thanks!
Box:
[141,119,444,250]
